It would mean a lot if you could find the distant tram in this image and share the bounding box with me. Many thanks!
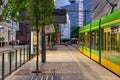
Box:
[79,9,120,76]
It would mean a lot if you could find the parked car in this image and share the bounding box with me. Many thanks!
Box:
[19,41,28,45]
[71,38,78,44]
[61,38,71,45]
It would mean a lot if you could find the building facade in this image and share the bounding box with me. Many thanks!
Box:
[61,0,83,27]
[0,21,19,46]
[16,22,30,43]
[55,0,70,8]
[83,0,92,25]
[0,0,19,47]
[58,0,92,39]
[60,13,71,40]
[60,0,92,27]
[92,0,120,21]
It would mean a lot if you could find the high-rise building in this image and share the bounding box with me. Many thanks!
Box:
[54,0,71,39]
[61,0,92,27]
[55,0,70,8]
[83,0,92,25]
[60,13,71,40]
[55,0,92,39]
[61,0,83,27]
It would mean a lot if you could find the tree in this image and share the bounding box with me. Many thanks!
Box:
[0,0,6,22]
[26,0,55,74]
[1,0,28,22]
[71,27,80,38]
[1,0,29,49]
[0,0,3,5]
[49,24,59,48]
[1,0,55,75]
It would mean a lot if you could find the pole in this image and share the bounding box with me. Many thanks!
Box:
[84,9,87,26]
[41,25,46,63]
[90,23,91,58]
[99,19,101,64]
[36,16,39,75]
[0,28,1,47]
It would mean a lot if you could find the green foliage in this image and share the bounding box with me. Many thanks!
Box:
[2,0,28,22]
[0,37,5,41]
[0,0,3,5]
[0,0,4,22]
[1,0,55,31]
[1,0,28,22]
[52,24,59,37]
[0,15,2,22]
[71,27,80,38]
[26,0,55,28]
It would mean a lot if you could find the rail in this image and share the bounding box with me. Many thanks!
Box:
[0,45,36,80]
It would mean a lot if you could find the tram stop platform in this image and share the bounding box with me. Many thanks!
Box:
[5,45,120,80]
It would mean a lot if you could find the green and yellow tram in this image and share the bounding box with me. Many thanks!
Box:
[79,9,120,76]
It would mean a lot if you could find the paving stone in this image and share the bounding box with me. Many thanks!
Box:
[5,45,120,80]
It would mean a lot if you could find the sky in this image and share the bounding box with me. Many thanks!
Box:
[55,0,70,8]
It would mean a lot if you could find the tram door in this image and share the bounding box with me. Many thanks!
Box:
[103,28,111,60]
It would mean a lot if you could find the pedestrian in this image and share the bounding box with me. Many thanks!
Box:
[76,40,79,47]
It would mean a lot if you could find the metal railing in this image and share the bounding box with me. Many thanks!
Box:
[0,45,35,80]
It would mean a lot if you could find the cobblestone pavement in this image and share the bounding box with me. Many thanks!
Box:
[5,45,120,80]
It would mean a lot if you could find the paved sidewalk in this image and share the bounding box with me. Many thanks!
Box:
[5,45,120,80]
